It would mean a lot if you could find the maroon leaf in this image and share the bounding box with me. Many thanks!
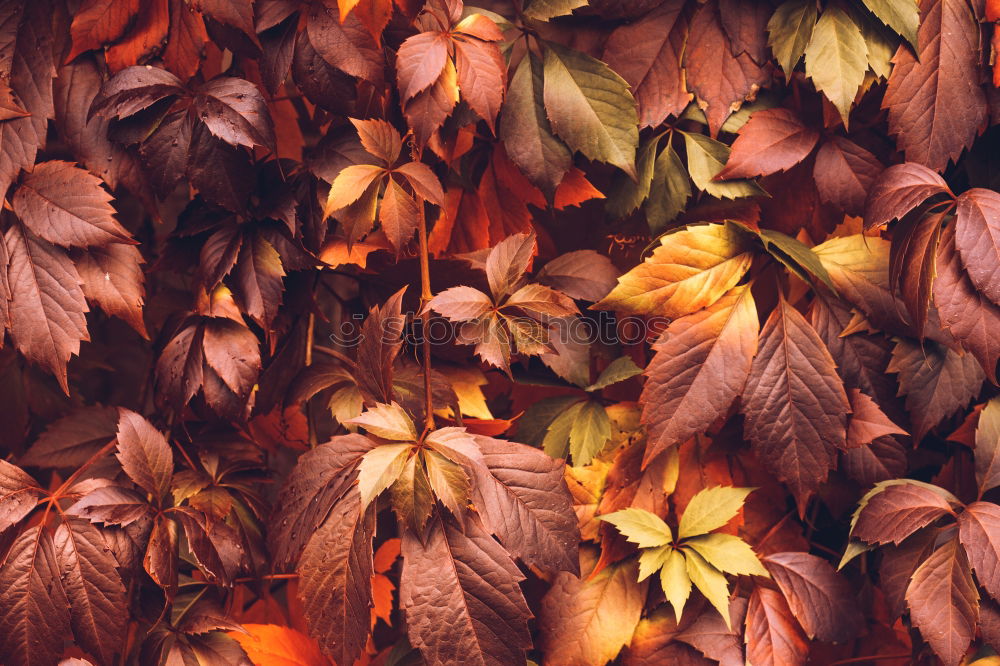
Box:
[905,535,979,666]
[143,517,178,593]
[954,188,1000,306]
[958,501,1000,600]
[67,486,150,526]
[190,0,256,41]
[400,513,532,666]
[0,527,72,666]
[89,65,185,121]
[297,488,375,666]
[193,77,276,150]
[173,507,244,584]
[19,405,118,468]
[841,436,908,487]
[813,137,884,217]
[863,162,952,230]
[853,483,955,545]
[742,299,849,511]
[888,210,944,336]
[935,223,1000,382]
[762,551,861,643]
[883,0,987,172]
[453,37,505,132]
[306,4,384,84]
[234,231,284,329]
[716,108,819,180]
[5,223,89,393]
[535,250,618,302]
[355,287,405,405]
[114,408,173,503]
[879,530,939,619]
[53,518,128,665]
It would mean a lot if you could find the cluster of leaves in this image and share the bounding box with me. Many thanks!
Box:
[3,0,1000,665]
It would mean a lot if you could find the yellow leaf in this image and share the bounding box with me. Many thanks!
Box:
[324,164,385,215]
[659,548,691,624]
[678,486,754,539]
[684,533,769,577]
[598,507,672,548]
[346,402,416,440]
[637,544,671,581]
[435,366,493,420]
[227,624,332,666]
[684,548,733,629]
[594,223,753,317]
[357,442,413,508]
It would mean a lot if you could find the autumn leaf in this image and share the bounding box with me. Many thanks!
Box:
[228,624,332,666]
[803,4,867,125]
[716,108,819,180]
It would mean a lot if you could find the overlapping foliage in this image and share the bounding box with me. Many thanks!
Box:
[3,0,1000,664]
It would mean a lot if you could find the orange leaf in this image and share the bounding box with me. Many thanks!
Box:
[553,167,605,210]
[228,624,333,666]
[371,573,395,627]
[104,0,170,72]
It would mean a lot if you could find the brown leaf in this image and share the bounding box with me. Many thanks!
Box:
[602,0,689,128]
[5,223,89,393]
[403,58,459,147]
[741,300,849,511]
[355,287,405,405]
[889,338,984,442]
[234,231,284,330]
[883,0,987,172]
[745,586,808,666]
[453,37,505,132]
[72,243,147,337]
[162,0,209,82]
[396,31,450,102]
[535,250,618,302]
[863,162,952,230]
[191,0,256,41]
[841,436,908,487]
[935,223,1000,382]
[0,527,72,666]
[0,459,40,533]
[958,501,1000,600]
[115,408,173,502]
[846,388,906,449]
[539,556,647,666]
[762,551,861,643]
[306,4,384,84]
[485,232,535,300]
[853,483,955,545]
[905,535,979,666]
[269,434,377,570]
[351,118,401,165]
[954,188,1000,307]
[889,210,943,336]
[716,108,819,180]
[144,516,178,593]
[642,285,758,465]
[173,506,244,584]
[812,136,884,217]
[682,0,768,137]
[53,518,128,665]
[19,405,117,468]
[193,77,276,150]
[400,513,532,666]
[379,177,420,251]
[428,286,493,322]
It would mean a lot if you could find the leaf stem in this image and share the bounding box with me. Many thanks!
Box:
[417,198,435,434]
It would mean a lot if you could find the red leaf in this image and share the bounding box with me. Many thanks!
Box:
[104,0,170,72]
[716,108,819,180]
[453,37,505,132]
[863,162,952,230]
[0,459,41,533]
[682,0,768,137]
[884,0,987,172]
[853,483,955,545]
[954,188,1000,306]
[72,243,148,337]
[68,0,141,60]
[396,31,450,102]
[306,4,384,84]
[846,389,906,449]
[162,0,209,82]
[190,0,257,42]
[762,551,862,643]
[194,77,276,150]
[905,535,979,666]
[958,501,1000,600]
[745,587,808,666]
[18,405,118,469]
[935,223,1000,383]
[812,137,884,217]
[741,300,849,511]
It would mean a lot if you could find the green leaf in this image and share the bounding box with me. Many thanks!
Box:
[500,52,572,197]
[542,42,639,177]
[523,0,587,20]
[605,137,658,219]
[858,11,895,80]
[659,549,691,624]
[598,508,673,548]
[678,486,754,539]
[684,548,733,629]
[684,533,769,577]
[520,395,586,448]
[587,356,643,392]
[757,229,837,293]
[542,399,586,459]
[767,0,818,75]
[637,545,671,582]
[645,143,690,233]
[803,4,868,126]
[345,402,417,441]
[358,442,413,509]
[861,0,918,49]
[838,539,872,570]
[569,400,612,466]
[682,132,766,200]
